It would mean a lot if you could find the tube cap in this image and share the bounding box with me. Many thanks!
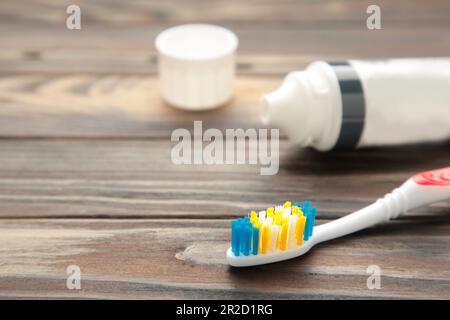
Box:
[155,24,238,110]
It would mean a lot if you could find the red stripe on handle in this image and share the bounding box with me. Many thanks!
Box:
[413,167,450,186]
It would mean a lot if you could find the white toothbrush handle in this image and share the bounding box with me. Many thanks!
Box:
[314,167,450,244]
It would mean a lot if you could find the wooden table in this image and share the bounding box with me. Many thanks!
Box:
[0,0,449,299]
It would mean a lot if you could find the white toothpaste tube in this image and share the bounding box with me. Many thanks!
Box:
[261,58,450,151]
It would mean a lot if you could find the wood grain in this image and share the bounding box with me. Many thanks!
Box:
[0,76,277,138]
[0,218,449,299]
[2,0,450,27]
[1,27,449,74]
[0,139,449,219]
[1,2,450,75]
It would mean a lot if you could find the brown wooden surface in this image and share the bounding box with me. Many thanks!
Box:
[0,0,449,299]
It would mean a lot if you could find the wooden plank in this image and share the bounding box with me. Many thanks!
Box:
[0,218,449,299]
[1,0,449,27]
[0,139,448,219]
[0,75,277,138]
[3,74,450,141]
[1,27,449,74]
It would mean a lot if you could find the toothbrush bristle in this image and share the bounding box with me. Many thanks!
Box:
[230,201,317,257]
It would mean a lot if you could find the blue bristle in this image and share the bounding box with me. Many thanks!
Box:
[231,220,241,256]
[303,201,311,212]
[252,226,259,255]
[248,221,253,253]
[303,208,311,241]
[308,207,317,237]
[242,225,251,256]
[295,201,302,208]
[239,219,246,255]
[240,221,246,255]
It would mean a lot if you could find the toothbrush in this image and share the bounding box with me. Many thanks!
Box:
[227,167,450,267]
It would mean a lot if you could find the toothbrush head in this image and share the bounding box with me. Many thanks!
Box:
[227,201,317,267]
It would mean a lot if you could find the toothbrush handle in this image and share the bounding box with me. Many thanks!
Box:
[314,167,450,244]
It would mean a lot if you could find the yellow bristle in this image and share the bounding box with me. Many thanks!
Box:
[261,225,271,254]
[283,201,291,209]
[278,222,289,250]
[271,225,279,251]
[276,226,282,248]
[245,201,312,254]
[296,215,306,245]
[274,216,281,225]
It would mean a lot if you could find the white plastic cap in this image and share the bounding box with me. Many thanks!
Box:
[155,24,238,110]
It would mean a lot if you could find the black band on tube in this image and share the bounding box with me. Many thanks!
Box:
[328,61,365,149]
